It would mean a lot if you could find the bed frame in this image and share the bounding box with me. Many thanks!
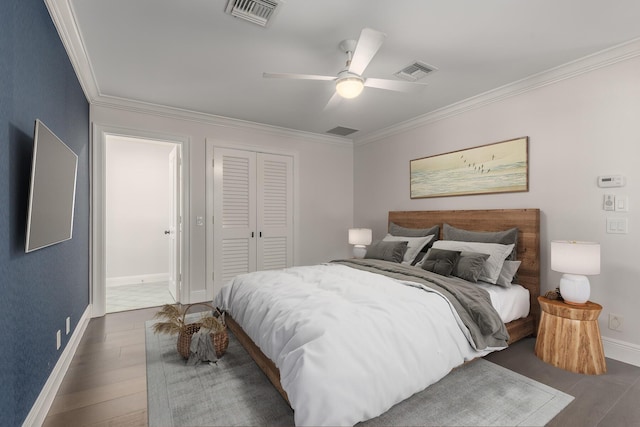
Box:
[388,208,540,344]
[226,208,541,405]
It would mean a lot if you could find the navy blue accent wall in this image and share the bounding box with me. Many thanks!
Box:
[0,1,90,425]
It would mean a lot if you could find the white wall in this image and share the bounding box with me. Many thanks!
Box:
[92,105,354,301]
[105,136,173,285]
[354,55,640,365]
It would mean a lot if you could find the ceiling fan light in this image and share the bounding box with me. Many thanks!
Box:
[336,77,364,99]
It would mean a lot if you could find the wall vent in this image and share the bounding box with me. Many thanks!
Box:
[394,61,437,82]
[326,126,358,137]
[225,0,280,27]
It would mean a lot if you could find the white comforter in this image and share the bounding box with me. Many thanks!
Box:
[214,263,492,426]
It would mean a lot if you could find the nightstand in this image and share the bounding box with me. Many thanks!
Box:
[534,296,607,375]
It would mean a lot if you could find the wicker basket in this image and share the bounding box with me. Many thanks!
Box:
[176,304,229,359]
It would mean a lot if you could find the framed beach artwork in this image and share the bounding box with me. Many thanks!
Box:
[410,137,529,199]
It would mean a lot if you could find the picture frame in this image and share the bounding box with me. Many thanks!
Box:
[410,137,529,199]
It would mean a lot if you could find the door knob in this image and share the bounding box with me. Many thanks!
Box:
[164,230,171,235]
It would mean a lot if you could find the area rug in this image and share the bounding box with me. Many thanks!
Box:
[146,318,573,426]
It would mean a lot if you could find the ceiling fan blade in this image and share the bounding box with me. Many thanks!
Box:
[364,78,427,93]
[348,28,386,76]
[263,72,335,81]
[323,92,342,111]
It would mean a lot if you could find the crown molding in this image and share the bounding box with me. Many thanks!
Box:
[47,0,640,148]
[91,95,352,146]
[45,0,100,102]
[354,37,640,147]
[45,0,351,146]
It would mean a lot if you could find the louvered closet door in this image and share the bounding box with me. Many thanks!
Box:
[213,148,257,288]
[257,153,293,270]
[213,148,293,290]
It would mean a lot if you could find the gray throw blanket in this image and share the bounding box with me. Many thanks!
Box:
[186,328,218,365]
[331,259,509,350]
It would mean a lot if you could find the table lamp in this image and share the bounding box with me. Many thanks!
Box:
[348,228,372,259]
[551,240,600,305]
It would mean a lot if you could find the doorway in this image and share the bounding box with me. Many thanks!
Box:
[92,125,189,317]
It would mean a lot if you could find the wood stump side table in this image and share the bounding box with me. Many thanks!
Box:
[534,296,607,375]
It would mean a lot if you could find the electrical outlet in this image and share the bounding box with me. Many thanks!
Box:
[56,330,62,350]
[66,317,71,335]
[609,313,624,332]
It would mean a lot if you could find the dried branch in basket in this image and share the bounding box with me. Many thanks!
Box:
[152,303,225,335]
[200,312,225,333]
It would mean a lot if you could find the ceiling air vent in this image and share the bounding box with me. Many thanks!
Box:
[225,0,280,27]
[326,126,359,137]
[394,61,437,82]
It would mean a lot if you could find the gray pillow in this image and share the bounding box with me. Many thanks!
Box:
[442,223,518,260]
[453,251,490,283]
[421,248,461,276]
[389,222,440,265]
[389,222,440,238]
[495,260,521,287]
[365,240,408,263]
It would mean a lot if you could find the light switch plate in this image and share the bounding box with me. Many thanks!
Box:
[607,217,628,234]
[615,195,628,212]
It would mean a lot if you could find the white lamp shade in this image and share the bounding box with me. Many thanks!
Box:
[348,228,372,246]
[551,240,600,275]
[336,77,364,99]
[551,240,600,305]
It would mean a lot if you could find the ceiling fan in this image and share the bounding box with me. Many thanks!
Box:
[263,28,426,107]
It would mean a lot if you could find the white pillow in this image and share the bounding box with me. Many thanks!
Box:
[431,240,514,284]
[382,233,434,265]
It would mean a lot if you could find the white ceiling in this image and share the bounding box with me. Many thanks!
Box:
[64,0,640,140]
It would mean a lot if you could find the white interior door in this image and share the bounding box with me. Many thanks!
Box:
[93,126,190,317]
[212,147,257,291]
[257,153,293,270]
[211,147,294,295]
[167,146,181,301]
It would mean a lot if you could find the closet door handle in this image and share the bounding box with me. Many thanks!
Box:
[251,232,254,238]
[259,231,262,238]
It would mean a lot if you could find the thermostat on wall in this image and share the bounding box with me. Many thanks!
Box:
[598,175,625,188]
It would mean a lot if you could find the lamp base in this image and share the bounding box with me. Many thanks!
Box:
[559,274,590,305]
[353,245,367,259]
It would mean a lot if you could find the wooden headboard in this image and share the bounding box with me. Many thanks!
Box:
[388,209,541,342]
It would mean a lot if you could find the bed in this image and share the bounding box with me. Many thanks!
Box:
[214,208,540,426]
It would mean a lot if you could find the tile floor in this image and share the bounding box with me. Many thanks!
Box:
[106,281,175,313]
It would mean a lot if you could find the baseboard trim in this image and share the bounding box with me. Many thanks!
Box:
[602,336,640,368]
[190,289,207,304]
[22,305,92,427]
[106,273,169,287]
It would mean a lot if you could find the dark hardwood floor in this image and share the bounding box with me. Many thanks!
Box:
[485,338,640,427]
[43,307,640,426]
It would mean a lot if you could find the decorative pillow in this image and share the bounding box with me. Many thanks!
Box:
[421,248,461,276]
[453,251,490,282]
[389,222,440,238]
[443,223,518,260]
[365,240,408,263]
[432,240,514,284]
[495,260,522,287]
[382,233,434,265]
[389,223,440,265]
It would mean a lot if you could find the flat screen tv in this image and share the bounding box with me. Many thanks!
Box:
[25,119,78,253]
